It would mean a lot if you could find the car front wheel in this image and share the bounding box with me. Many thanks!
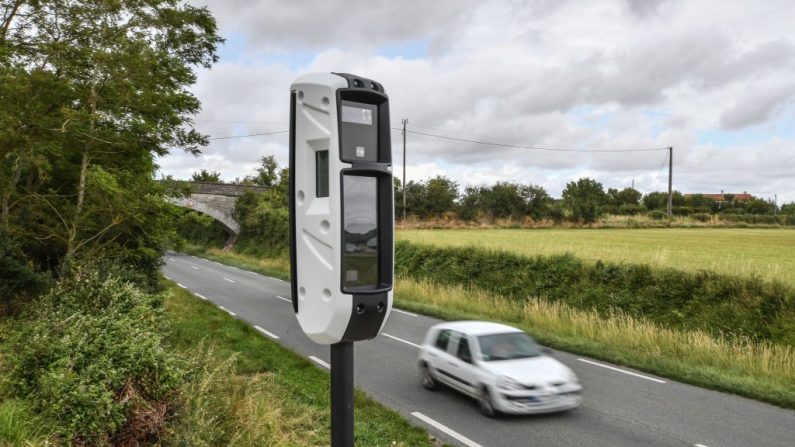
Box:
[420,363,439,391]
[478,387,498,417]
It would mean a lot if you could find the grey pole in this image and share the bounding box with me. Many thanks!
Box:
[667,146,673,217]
[402,118,407,221]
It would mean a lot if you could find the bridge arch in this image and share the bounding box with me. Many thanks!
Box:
[167,182,269,250]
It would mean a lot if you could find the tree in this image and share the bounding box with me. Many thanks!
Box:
[0,0,222,276]
[191,169,221,183]
[247,155,280,187]
[607,187,642,206]
[745,198,774,215]
[422,176,458,218]
[562,178,606,223]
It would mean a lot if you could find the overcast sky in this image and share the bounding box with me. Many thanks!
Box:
[157,0,795,203]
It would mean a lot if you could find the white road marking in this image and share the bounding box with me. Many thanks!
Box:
[254,325,280,339]
[168,258,175,262]
[190,265,199,270]
[411,412,483,447]
[195,293,207,300]
[383,333,421,349]
[275,295,292,303]
[164,275,171,280]
[218,306,236,316]
[309,356,330,369]
[392,308,418,317]
[695,444,709,447]
[223,277,235,283]
[190,255,199,259]
[176,283,187,289]
[577,358,667,384]
[231,266,239,270]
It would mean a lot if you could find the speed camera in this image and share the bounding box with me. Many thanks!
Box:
[289,72,394,345]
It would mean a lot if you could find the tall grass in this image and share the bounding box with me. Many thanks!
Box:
[0,399,53,447]
[395,277,795,408]
[166,344,326,446]
[163,283,440,447]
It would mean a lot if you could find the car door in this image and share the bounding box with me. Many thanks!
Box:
[448,333,480,397]
[428,329,457,387]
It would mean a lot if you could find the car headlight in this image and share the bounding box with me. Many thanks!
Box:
[497,376,524,390]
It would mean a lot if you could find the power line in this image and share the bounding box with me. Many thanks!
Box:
[393,127,669,153]
[207,130,288,141]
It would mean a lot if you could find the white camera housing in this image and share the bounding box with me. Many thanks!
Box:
[289,72,394,345]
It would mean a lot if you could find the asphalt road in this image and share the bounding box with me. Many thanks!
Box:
[163,252,795,447]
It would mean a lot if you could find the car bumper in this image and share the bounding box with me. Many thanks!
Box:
[495,390,582,415]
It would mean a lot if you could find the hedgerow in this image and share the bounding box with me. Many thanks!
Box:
[395,241,795,345]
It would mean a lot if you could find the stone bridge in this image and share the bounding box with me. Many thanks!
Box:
[168,182,270,249]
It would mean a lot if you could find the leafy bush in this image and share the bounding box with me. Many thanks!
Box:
[647,210,666,220]
[692,213,712,223]
[0,267,184,445]
[395,241,795,345]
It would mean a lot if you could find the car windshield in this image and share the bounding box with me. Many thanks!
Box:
[477,332,542,361]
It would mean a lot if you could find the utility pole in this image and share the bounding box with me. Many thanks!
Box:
[666,146,673,217]
[402,118,407,220]
[774,194,778,216]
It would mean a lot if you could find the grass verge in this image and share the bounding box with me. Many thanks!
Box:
[182,246,795,410]
[179,243,290,281]
[163,281,442,447]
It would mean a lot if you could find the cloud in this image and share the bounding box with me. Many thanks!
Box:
[160,0,795,204]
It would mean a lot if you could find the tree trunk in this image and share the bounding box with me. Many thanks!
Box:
[0,0,24,44]
[1,153,23,231]
[63,84,96,272]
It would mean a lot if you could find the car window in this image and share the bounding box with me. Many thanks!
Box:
[457,336,472,363]
[478,332,542,361]
[435,329,452,351]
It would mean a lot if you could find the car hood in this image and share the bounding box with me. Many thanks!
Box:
[480,355,570,385]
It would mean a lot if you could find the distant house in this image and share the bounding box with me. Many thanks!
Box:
[685,191,753,202]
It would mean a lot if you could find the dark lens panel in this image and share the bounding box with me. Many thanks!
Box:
[342,175,379,289]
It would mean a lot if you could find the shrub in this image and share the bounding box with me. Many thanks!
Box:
[720,214,740,223]
[395,241,795,345]
[0,267,184,445]
[0,232,49,315]
[692,213,712,223]
[647,210,666,220]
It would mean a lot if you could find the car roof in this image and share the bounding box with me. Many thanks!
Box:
[431,320,523,336]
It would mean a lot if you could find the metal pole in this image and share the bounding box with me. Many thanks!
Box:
[330,342,354,447]
[667,146,673,217]
[402,118,407,221]
[774,194,778,216]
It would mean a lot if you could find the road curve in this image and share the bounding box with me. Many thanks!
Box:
[163,253,795,447]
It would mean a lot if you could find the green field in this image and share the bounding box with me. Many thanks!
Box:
[398,228,795,285]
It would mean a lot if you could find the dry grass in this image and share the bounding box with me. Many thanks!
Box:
[398,228,795,285]
[395,277,795,407]
[168,345,326,447]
